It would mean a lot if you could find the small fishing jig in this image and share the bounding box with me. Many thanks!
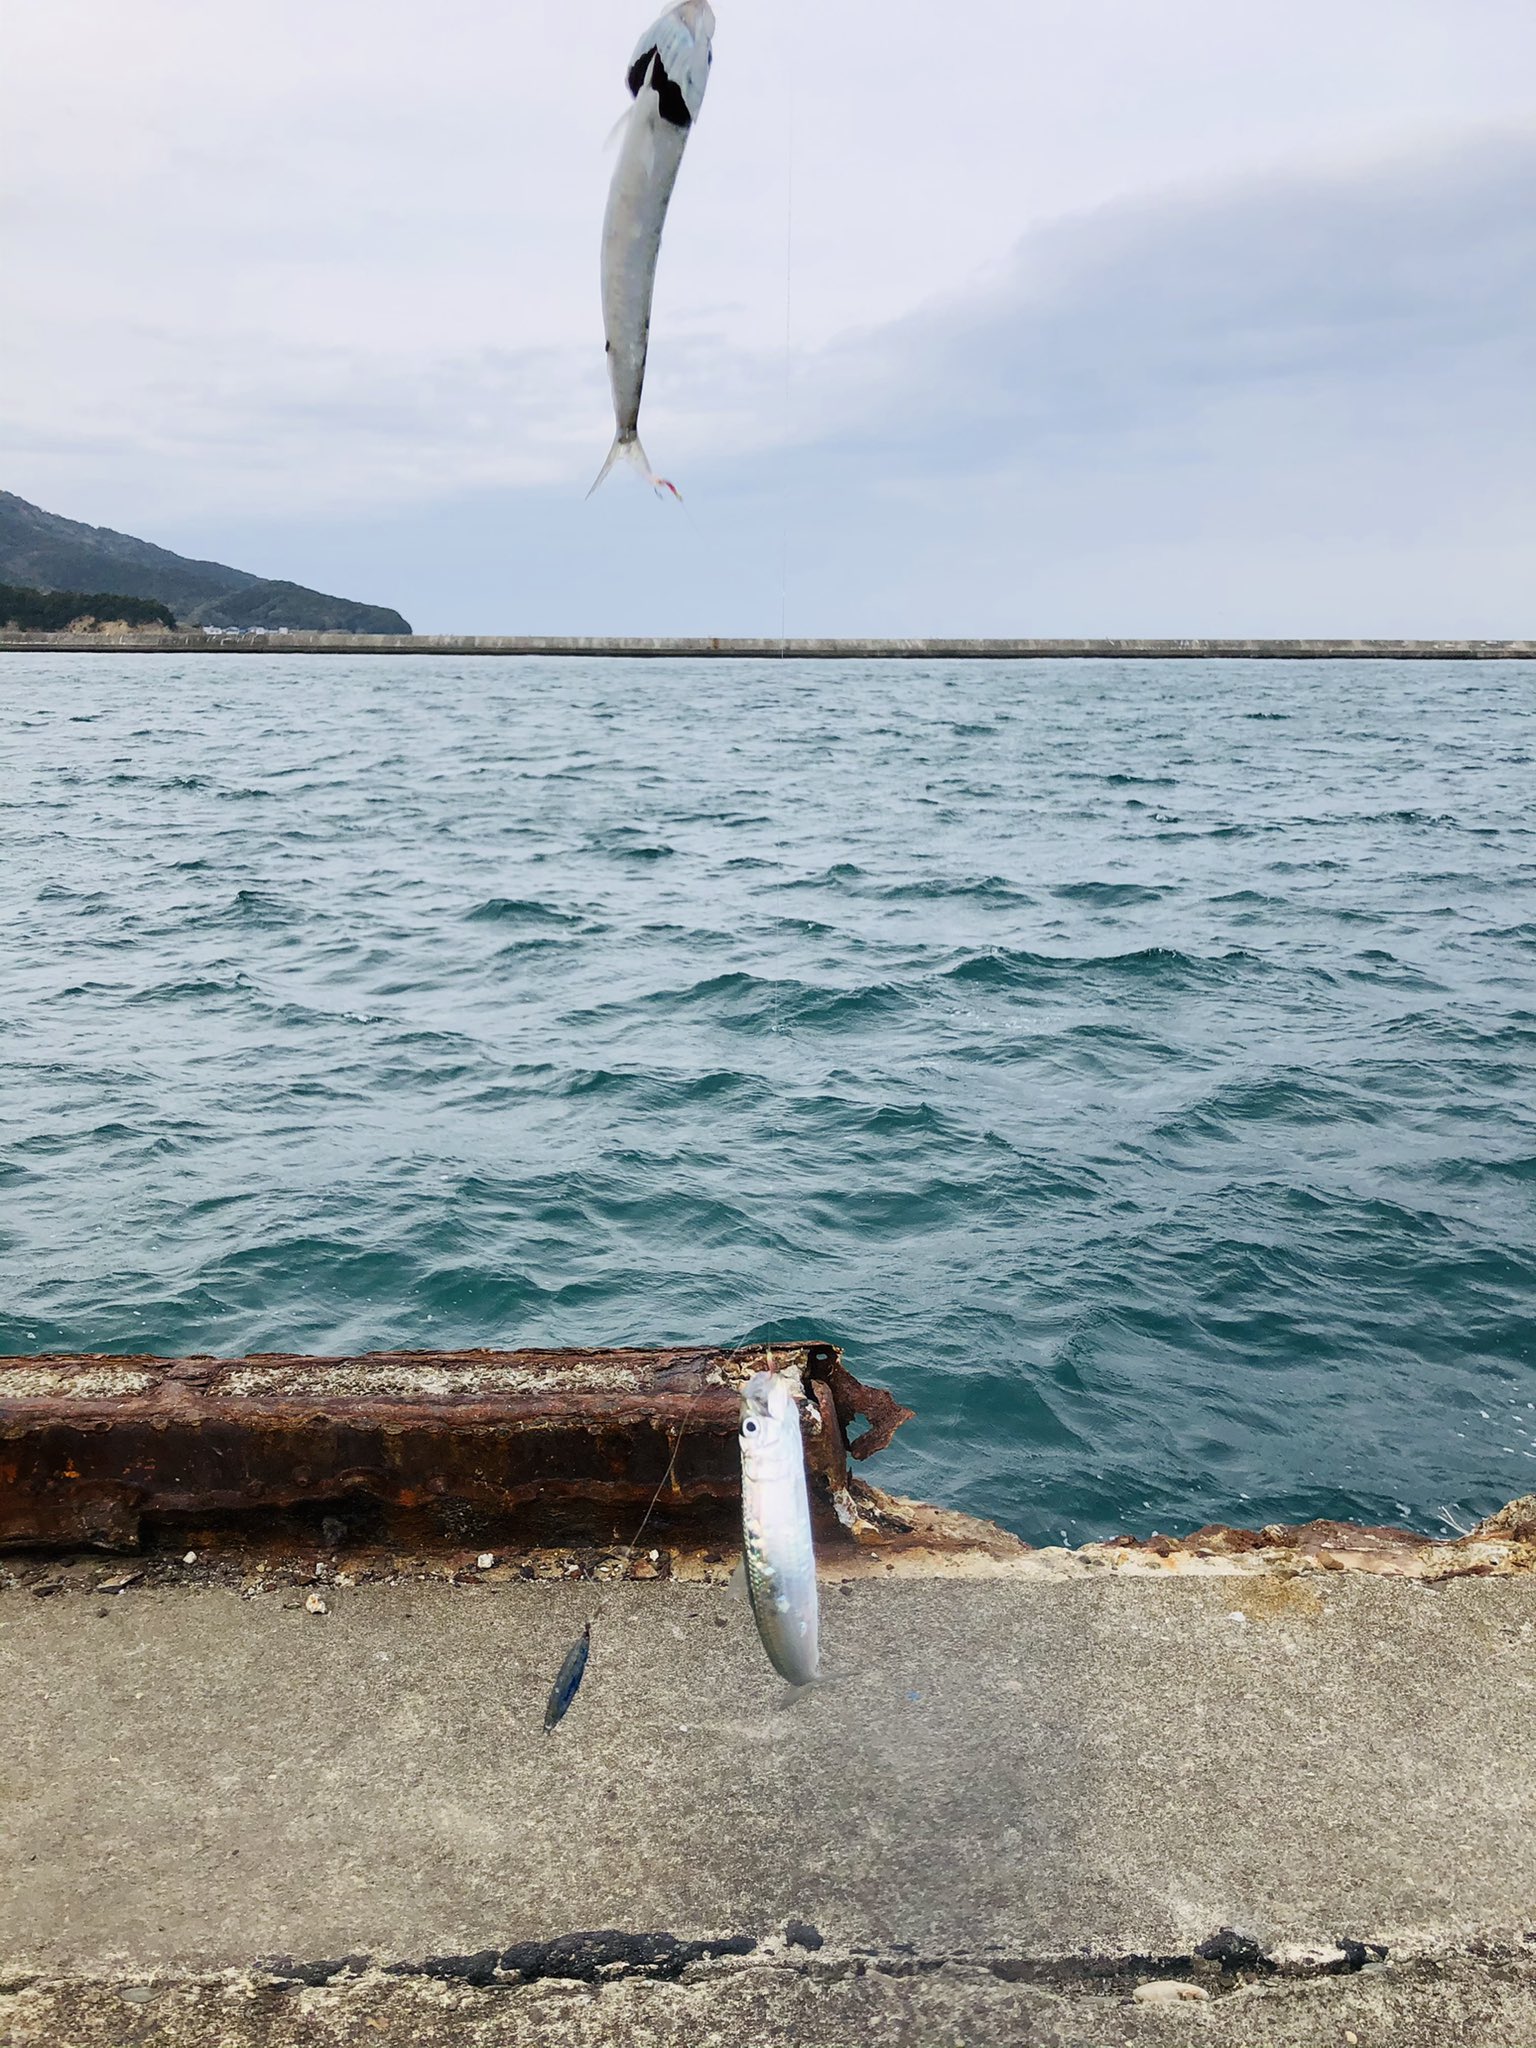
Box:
[543,1620,591,1733]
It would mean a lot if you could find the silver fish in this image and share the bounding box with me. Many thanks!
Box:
[738,1371,820,1688]
[591,0,715,499]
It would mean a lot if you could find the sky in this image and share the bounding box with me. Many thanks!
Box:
[3,0,1534,633]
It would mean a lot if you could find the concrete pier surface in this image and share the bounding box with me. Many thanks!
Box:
[6,1546,1536,2045]
[2,630,1535,659]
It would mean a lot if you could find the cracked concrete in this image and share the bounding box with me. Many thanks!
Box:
[4,1569,1535,2043]
[7,1958,1536,2048]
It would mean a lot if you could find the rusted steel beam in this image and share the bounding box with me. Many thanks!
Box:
[0,1343,911,1552]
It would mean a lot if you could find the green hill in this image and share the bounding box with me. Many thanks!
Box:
[0,582,177,631]
[0,490,410,634]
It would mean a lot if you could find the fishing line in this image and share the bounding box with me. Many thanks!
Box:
[592,1374,714,1594]
[768,0,798,1046]
[543,1340,778,1729]
[542,1376,709,1731]
[778,0,796,658]
[548,2,809,1730]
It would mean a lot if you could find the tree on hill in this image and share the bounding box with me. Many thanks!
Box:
[0,582,177,631]
[0,490,412,633]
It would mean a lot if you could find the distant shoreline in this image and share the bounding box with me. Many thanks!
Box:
[1,630,1532,660]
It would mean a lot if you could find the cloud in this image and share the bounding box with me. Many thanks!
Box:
[820,134,1534,457]
[774,138,1536,634]
[8,0,1536,503]
[4,0,1532,629]
[166,135,1536,635]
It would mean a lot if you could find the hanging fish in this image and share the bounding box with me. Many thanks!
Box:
[544,1621,591,1732]
[590,0,716,499]
[737,1371,821,1690]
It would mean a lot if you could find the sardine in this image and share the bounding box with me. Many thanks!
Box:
[591,0,715,499]
[738,1371,821,1688]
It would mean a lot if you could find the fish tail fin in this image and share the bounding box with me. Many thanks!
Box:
[587,431,682,502]
[586,435,628,499]
[775,1666,850,1710]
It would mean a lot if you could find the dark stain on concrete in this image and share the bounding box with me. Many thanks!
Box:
[260,1956,371,1987]
[378,1930,760,1987]
[1197,1926,1275,1974]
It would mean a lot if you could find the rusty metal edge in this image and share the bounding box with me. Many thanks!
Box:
[0,1343,911,1554]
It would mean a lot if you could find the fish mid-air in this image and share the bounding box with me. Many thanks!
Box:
[738,1371,821,1690]
[591,0,715,500]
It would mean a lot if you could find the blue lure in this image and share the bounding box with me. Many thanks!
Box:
[543,1622,591,1733]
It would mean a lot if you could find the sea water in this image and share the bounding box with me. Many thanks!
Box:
[2,654,1532,1544]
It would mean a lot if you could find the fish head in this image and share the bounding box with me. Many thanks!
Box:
[739,1369,798,1447]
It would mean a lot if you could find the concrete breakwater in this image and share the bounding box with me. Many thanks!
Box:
[4,1348,1536,2045]
[1,629,1534,658]
[5,1516,1536,2048]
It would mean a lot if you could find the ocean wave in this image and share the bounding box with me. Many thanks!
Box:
[5,651,1534,1547]
[35,883,109,907]
[1050,881,1169,907]
[210,888,298,927]
[126,975,248,1005]
[612,970,914,1034]
[464,896,586,928]
[1152,1073,1379,1143]
[870,874,1036,907]
[944,944,1255,991]
[584,829,676,861]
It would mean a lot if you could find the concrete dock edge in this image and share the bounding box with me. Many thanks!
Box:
[6,1549,1536,2045]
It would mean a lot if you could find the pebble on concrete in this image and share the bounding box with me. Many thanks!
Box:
[1133,1980,1211,2004]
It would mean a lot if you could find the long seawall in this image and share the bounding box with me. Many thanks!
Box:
[2,631,1534,658]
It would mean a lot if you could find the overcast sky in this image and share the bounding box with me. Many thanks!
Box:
[3,0,1534,632]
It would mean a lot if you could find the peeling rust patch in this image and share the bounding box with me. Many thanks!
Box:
[0,1345,909,1554]
[822,1352,914,1461]
[1059,1497,1536,1581]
